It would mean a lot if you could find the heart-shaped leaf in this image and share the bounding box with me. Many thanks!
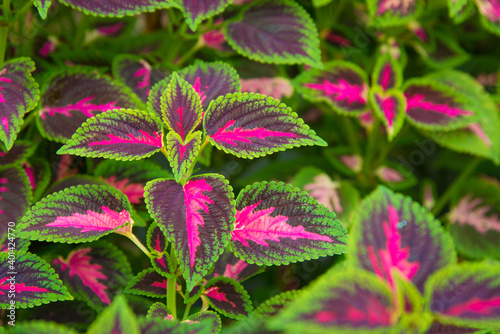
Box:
[0,252,73,308]
[350,186,456,292]
[230,181,348,266]
[145,174,235,290]
[19,184,133,243]
[177,0,230,31]
[476,0,500,35]
[203,277,253,320]
[58,109,163,161]
[125,268,168,298]
[224,0,322,68]
[146,223,175,278]
[294,61,369,116]
[369,87,406,141]
[204,92,326,159]
[367,0,424,27]
[53,241,132,311]
[58,0,174,17]
[0,57,39,150]
[372,53,403,91]
[86,294,139,334]
[166,131,202,182]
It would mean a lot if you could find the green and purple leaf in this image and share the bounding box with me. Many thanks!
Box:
[0,141,36,165]
[37,68,139,142]
[86,294,139,334]
[146,223,175,277]
[426,321,483,334]
[230,181,348,266]
[369,87,406,141]
[125,268,168,298]
[254,290,299,318]
[350,186,456,292]
[203,277,253,320]
[204,92,326,159]
[372,53,403,91]
[166,131,202,183]
[294,61,369,116]
[145,174,235,290]
[0,252,72,308]
[146,302,173,321]
[206,251,263,282]
[223,0,322,68]
[187,311,222,334]
[476,0,500,35]
[0,58,39,150]
[367,0,424,27]
[58,109,163,161]
[58,0,174,17]
[0,235,30,254]
[53,242,132,311]
[178,0,230,31]
[19,184,133,243]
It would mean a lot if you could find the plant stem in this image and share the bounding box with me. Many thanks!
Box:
[181,302,192,321]
[175,38,204,67]
[341,116,361,155]
[0,0,11,68]
[362,118,381,182]
[431,157,482,216]
[13,1,32,22]
[167,246,177,320]
[125,232,153,258]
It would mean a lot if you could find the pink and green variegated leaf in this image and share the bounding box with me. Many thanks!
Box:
[125,268,167,298]
[0,140,36,165]
[146,223,175,278]
[33,0,53,19]
[37,68,140,143]
[425,262,500,329]
[19,184,133,243]
[204,93,326,159]
[254,290,299,318]
[3,321,78,334]
[161,73,203,141]
[0,252,72,308]
[350,186,456,293]
[148,61,240,117]
[205,251,263,282]
[367,0,424,27]
[403,78,476,131]
[476,0,500,35]
[185,284,203,304]
[187,311,222,334]
[0,165,32,242]
[223,0,322,68]
[58,109,163,161]
[294,61,369,116]
[112,55,166,104]
[166,131,201,182]
[145,174,235,291]
[230,181,348,266]
[53,241,132,311]
[372,53,403,91]
[324,147,363,176]
[0,58,39,150]
[147,302,173,321]
[178,0,230,31]
[203,277,253,320]
[58,0,174,17]
[268,270,397,333]
[86,294,139,334]
[369,87,406,141]
[375,163,418,191]
[23,158,51,201]
[0,235,30,254]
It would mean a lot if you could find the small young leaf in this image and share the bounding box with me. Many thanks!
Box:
[0,57,39,150]
[146,223,175,278]
[166,131,202,182]
[205,251,263,282]
[323,147,363,176]
[0,252,73,308]
[369,87,406,141]
[0,141,36,165]
[125,268,168,298]
[86,294,139,334]
[230,181,348,266]
[375,163,418,191]
[187,311,222,334]
[178,0,230,31]
[367,0,424,27]
[19,184,133,243]
[146,302,173,320]
[224,0,322,68]
[204,92,326,159]
[32,0,53,19]
[446,0,469,19]
[203,277,253,319]
[145,174,235,290]
[58,109,163,161]
[58,0,174,17]
[372,53,403,91]
[294,61,369,116]
[476,0,500,35]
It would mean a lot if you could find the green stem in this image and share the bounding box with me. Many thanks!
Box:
[0,0,11,68]
[362,118,381,181]
[431,157,482,216]
[175,38,204,67]
[125,232,153,258]
[341,116,361,155]
[167,246,178,320]
[73,14,89,49]
[181,302,193,321]
[13,1,32,22]
[331,0,345,25]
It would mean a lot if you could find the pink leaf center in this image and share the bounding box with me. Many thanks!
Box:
[211,120,296,146]
[39,95,119,119]
[305,79,367,105]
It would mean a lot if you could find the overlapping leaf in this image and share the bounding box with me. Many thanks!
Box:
[204,93,326,159]
[145,174,235,290]
[294,61,369,116]
[476,0,500,35]
[166,131,202,182]
[203,277,253,319]
[0,236,30,254]
[146,302,173,320]
[369,87,406,141]
[349,186,456,292]
[58,0,174,17]
[58,109,163,161]
[367,0,424,27]
[223,0,322,68]
[178,0,231,31]
[205,251,263,282]
[0,57,39,150]
[146,223,174,277]
[0,141,36,165]
[19,184,133,243]
[86,295,139,334]
[254,290,299,318]
[125,268,168,298]
[230,181,348,266]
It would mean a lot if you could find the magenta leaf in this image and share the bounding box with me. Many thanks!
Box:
[145,174,235,290]
[205,251,263,282]
[86,294,139,334]
[0,252,72,308]
[58,0,174,17]
[58,108,163,161]
[425,262,500,329]
[269,270,396,332]
[178,0,230,31]
[146,223,175,278]
[367,0,424,27]
[369,88,406,141]
[53,241,132,311]
[0,141,36,165]
[0,58,39,150]
[166,131,202,183]
[204,92,326,159]
[203,277,253,320]
[372,53,403,91]
[230,181,348,266]
[224,0,322,68]
[350,186,456,293]
[19,184,133,243]
[476,0,500,35]
[37,68,140,142]
[125,268,168,298]
[294,61,369,116]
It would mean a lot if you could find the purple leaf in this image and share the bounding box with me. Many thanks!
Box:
[19,184,133,243]
[205,251,263,282]
[166,131,202,183]
[178,0,230,31]
[0,141,36,165]
[37,68,139,142]
[146,223,175,278]
[125,268,168,298]
[372,53,403,90]
[369,88,406,141]
[0,58,39,150]
[350,186,456,292]
[57,109,164,161]
[53,241,132,310]
[294,61,369,116]
[145,175,235,290]
[0,252,72,308]
[223,0,322,68]
[204,92,326,159]
[203,277,253,319]
[147,302,173,321]
[186,311,222,334]
[367,0,423,27]
[58,0,174,16]
[426,321,481,334]
[231,181,348,266]
[476,0,500,35]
